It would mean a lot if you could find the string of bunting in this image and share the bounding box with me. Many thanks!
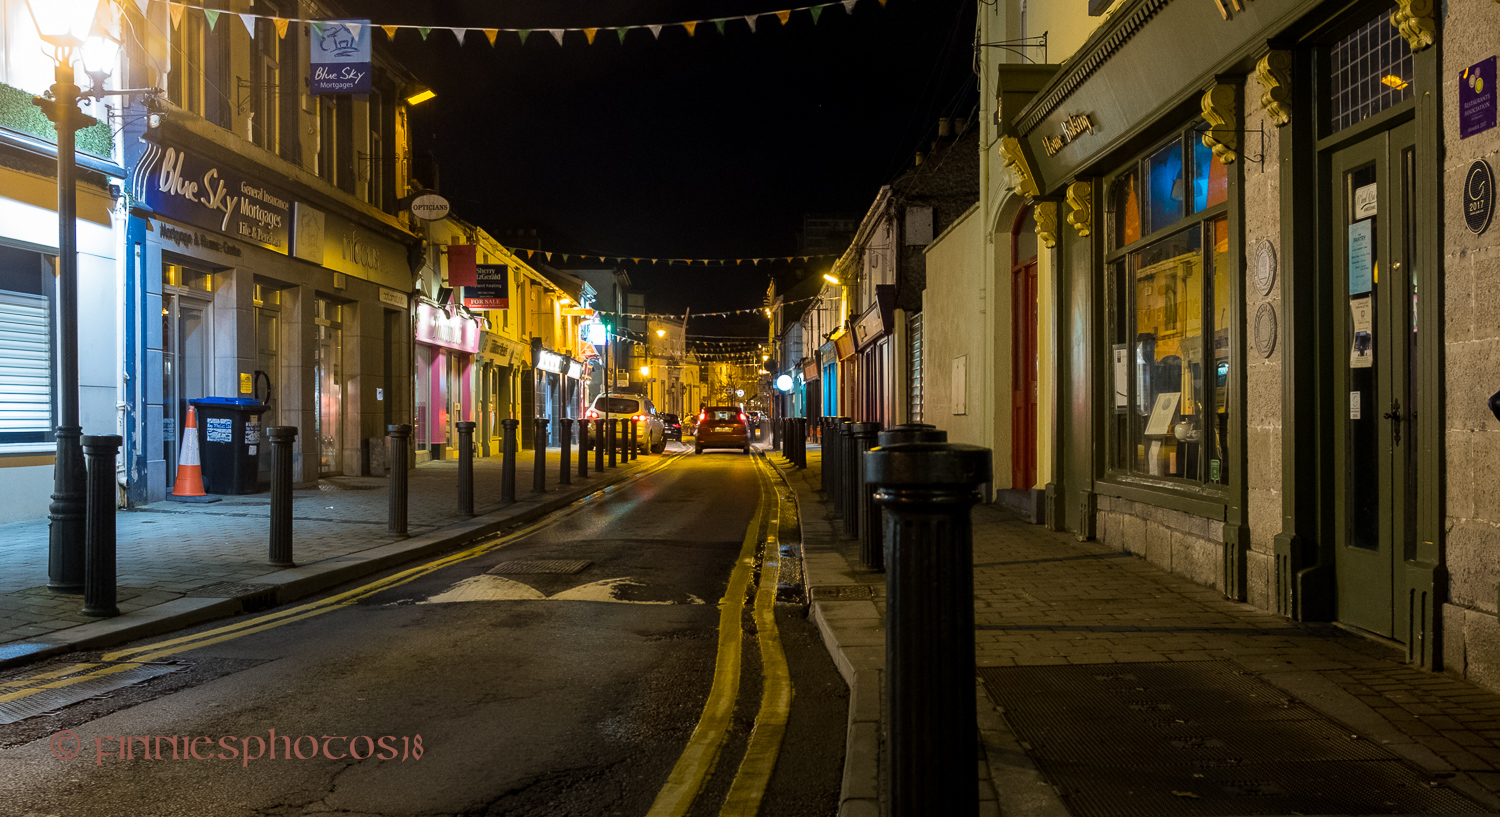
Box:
[513,247,837,267]
[157,0,886,48]
[606,333,768,361]
[599,294,819,320]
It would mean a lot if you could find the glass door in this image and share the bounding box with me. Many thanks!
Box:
[314,299,343,475]
[253,285,280,481]
[1331,121,1417,639]
[163,296,212,484]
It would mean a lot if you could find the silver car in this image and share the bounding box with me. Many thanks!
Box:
[586,393,667,454]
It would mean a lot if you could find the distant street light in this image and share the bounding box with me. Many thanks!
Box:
[639,365,650,376]
[655,328,666,337]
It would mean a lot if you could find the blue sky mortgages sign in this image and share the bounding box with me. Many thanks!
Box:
[134,141,291,254]
[311,20,372,94]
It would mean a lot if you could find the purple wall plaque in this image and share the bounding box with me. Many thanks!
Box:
[1460,57,1497,140]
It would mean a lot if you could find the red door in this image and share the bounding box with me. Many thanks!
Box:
[1012,238,1038,491]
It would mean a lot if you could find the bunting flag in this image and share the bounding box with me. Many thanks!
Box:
[548,29,565,46]
[617,27,629,44]
[135,0,150,13]
[381,24,397,40]
[499,245,837,268]
[240,13,255,36]
[277,19,292,39]
[811,6,823,23]
[310,21,322,39]
[844,0,859,12]
[417,27,431,40]
[202,8,219,30]
[584,28,598,44]
[776,10,792,24]
[484,29,499,45]
[714,19,727,35]
[517,29,531,44]
[168,1,184,29]
[744,15,758,32]
[683,20,697,37]
[596,294,820,322]
[648,24,662,39]
[450,28,466,43]
[347,21,364,41]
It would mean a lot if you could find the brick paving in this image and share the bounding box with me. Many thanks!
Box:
[0,444,673,647]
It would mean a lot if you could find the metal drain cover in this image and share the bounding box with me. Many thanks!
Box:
[488,559,592,575]
[979,661,1483,816]
[184,581,276,598]
[811,584,875,601]
[0,663,183,724]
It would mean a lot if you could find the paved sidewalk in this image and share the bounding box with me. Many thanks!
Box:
[0,442,679,666]
[771,446,1500,816]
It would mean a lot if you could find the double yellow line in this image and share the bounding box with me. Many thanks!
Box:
[648,453,795,817]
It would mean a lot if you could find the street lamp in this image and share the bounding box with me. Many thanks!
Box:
[27,0,152,593]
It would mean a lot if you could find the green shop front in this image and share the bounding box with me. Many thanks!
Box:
[1006,0,1470,673]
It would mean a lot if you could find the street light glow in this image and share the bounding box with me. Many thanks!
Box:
[25,0,103,50]
[405,88,437,106]
[639,365,650,376]
[823,273,840,285]
[656,328,666,337]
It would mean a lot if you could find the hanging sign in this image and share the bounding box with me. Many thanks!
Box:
[410,193,451,221]
[464,264,510,309]
[311,20,372,94]
[1460,57,1497,140]
[1464,160,1494,235]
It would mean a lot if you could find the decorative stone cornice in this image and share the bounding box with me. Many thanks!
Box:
[1065,181,1092,237]
[1391,0,1435,52]
[998,136,1041,200]
[1256,50,1292,128]
[1035,202,1058,249]
[1200,83,1239,165]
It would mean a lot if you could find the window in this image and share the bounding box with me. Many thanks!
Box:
[251,5,280,153]
[1327,5,1414,133]
[168,11,205,114]
[0,247,54,446]
[1108,125,1232,486]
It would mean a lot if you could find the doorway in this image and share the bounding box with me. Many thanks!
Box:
[1330,121,1417,640]
[1011,206,1039,492]
[162,264,214,486]
[314,298,344,476]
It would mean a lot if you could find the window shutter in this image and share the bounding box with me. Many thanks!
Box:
[0,291,52,438]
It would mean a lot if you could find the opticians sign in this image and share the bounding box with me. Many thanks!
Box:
[135,141,291,254]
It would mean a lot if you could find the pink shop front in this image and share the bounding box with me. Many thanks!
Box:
[413,300,483,462]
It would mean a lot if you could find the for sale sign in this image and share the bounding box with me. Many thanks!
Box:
[464,265,510,310]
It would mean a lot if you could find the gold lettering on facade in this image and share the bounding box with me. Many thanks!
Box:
[1041,113,1097,157]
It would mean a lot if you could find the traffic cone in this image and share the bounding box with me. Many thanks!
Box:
[168,406,219,503]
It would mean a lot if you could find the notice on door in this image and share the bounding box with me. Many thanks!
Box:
[1348,220,1374,295]
[1350,391,1362,420]
[1350,297,1374,369]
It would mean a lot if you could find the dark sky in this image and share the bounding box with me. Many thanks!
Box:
[364,0,977,316]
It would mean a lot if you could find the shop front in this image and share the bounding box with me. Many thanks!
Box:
[529,341,585,446]
[414,301,482,462]
[476,331,526,457]
[850,295,893,426]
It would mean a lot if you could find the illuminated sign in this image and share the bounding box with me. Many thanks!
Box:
[775,374,794,392]
[415,302,480,353]
[535,349,567,374]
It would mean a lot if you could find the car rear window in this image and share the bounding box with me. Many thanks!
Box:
[596,397,641,414]
[704,408,742,422]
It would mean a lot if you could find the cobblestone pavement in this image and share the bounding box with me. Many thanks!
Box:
[0,444,676,647]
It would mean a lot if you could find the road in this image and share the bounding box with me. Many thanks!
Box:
[0,446,846,817]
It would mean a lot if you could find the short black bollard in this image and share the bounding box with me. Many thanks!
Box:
[533,418,548,492]
[828,419,850,516]
[388,424,411,536]
[868,441,992,817]
[795,418,807,468]
[863,424,948,571]
[629,418,638,460]
[559,418,573,485]
[837,421,860,532]
[820,418,833,495]
[608,419,618,468]
[578,418,590,478]
[847,422,880,541]
[595,419,605,472]
[501,419,518,503]
[268,426,298,568]
[456,421,476,516]
[81,435,122,617]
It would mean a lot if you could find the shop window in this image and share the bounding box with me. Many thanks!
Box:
[0,246,55,446]
[164,263,213,293]
[1327,6,1414,134]
[1108,124,1232,486]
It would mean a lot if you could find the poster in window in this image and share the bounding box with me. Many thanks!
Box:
[1143,392,1181,437]
[1349,296,1373,368]
[1113,345,1128,408]
[1348,220,1373,295]
[311,20,372,94]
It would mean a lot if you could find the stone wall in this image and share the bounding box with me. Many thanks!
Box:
[1097,496,1227,594]
[1440,0,1500,689]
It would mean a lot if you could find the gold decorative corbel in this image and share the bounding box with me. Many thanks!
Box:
[1065,181,1092,237]
[1256,50,1292,127]
[1200,83,1239,165]
[1391,0,1435,52]
[998,136,1041,200]
[1035,201,1058,249]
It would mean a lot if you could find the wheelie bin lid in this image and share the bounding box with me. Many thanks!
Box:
[190,397,267,411]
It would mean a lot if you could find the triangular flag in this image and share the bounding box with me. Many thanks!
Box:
[753,259,761,265]
[744,15,757,32]
[714,19,726,35]
[811,6,824,23]
[563,254,570,262]
[784,257,794,262]
[617,27,629,43]
[240,14,256,36]
[347,22,363,41]
[450,28,466,43]
[525,249,534,258]
[278,19,293,39]
[649,24,663,39]
[483,29,499,46]
[843,0,858,13]
[683,21,697,37]
[311,21,322,40]
[878,0,887,5]
[203,9,220,31]
[584,28,597,44]
[169,2,185,29]
[776,10,791,25]
[381,25,397,40]
[544,252,552,261]
[548,29,564,45]
[736,259,743,265]
[633,258,641,263]
[134,0,149,13]
[417,27,431,40]
[517,29,531,44]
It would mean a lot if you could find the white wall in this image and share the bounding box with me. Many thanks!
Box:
[922,205,992,453]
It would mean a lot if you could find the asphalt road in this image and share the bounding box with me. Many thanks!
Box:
[0,445,846,817]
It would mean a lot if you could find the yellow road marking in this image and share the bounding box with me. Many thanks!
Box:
[720,461,795,816]
[647,457,770,817]
[0,661,100,689]
[0,454,683,703]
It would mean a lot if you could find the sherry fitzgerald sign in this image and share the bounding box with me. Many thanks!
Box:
[134,141,292,254]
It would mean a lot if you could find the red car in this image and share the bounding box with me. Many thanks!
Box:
[694,406,752,454]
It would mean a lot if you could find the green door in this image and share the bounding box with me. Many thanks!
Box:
[1331,121,1417,640]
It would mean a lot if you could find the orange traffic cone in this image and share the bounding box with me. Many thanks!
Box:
[168,406,218,502]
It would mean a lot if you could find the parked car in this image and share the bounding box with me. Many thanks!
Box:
[694,406,752,455]
[586,393,667,454]
[659,413,683,442]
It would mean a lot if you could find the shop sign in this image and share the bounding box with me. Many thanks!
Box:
[292,203,325,264]
[1041,113,1096,157]
[535,348,567,374]
[803,362,819,382]
[852,301,885,350]
[410,193,450,221]
[324,208,405,284]
[136,142,291,254]
[464,264,510,309]
[1460,57,1496,140]
[157,222,243,257]
[561,307,596,317]
[832,328,857,361]
[311,20,371,94]
[567,360,584,380]
[379,287,409,308]
[416,302,480,353]
[1465,160,1494,235]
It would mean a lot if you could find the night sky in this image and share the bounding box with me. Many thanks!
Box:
[363,0,977,317]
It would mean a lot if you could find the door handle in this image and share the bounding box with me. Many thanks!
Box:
[1383,398,1403,446]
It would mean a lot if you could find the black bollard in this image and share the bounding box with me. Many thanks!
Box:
[501,419,518,503]
[847,422,880,540]
[836,420,858,529]
[533,418,548,492]
[820,418,833,495]
[578,418,590,478]
[828,419,849,516]
[456,421,476,516]
[81,435,122,617]
[608,419,618,468]
[388,424,411,536]
[268,426,298,568]
[629,418,638,460]
[863,424,948,572]
[559,418,573,485]
[595,418,605,472]
[868,441,992,817]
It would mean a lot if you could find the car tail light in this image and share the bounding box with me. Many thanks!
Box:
[586,409,599,419]
[739,413,747,423]
[698,412,707,423]
[632,415,643,422]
